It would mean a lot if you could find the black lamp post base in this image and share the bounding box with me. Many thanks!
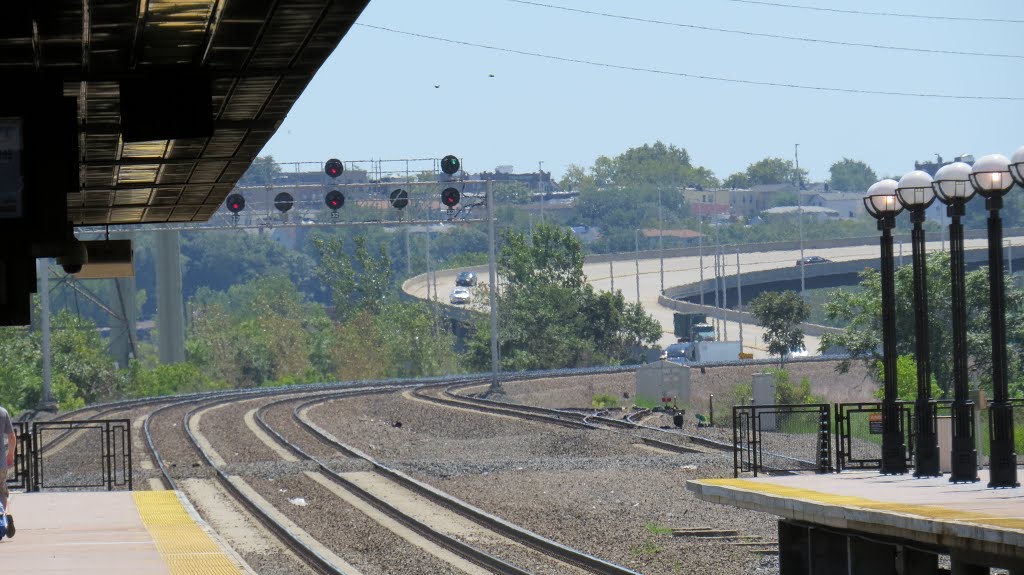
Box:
[949,435,980,483]
[913,436,941,478]
[988,403,1019,488]
[881,435,908,475]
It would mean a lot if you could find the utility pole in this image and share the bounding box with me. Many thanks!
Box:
[736,247,744,352]
[698,213,705,308]
[609,258,615,293]
[538,160,545,224]
[796,143,805,296]
[486,180,502,395]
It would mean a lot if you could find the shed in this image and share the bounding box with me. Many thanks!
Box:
[635,360,692,406]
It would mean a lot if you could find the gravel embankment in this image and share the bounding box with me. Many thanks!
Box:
[308,384,779,575]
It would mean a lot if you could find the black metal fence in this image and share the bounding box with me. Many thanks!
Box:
[30,420,132,492]
[733,404,832,477]
[834,399,1024,472]
[4,422,31,491]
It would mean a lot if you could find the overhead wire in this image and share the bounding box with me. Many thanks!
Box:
[714,0,1024,24]
[354,23,1024,101]
[505,0,1024,60]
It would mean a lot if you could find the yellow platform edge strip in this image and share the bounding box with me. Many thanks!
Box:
[699,478,1024,530]
[134,491,245,575]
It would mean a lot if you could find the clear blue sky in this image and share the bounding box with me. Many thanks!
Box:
[259,0,1024,187]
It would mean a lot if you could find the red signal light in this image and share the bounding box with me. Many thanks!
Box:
[325,158,344,178]
[441,187,460,208]
[226,193,245,214]
[325,190,344,210]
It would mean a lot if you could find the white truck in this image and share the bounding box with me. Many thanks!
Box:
[690,340,742,363]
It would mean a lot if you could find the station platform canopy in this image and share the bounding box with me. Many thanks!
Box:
[0,0,369,226]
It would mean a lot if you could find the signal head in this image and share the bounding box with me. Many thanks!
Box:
[325,190,345,210]
[273,192,294,213]
[390,188,409,210]
[441,187,460,208]
[226,193,246,214]
[325,158,344,178]
[440,155,460,176]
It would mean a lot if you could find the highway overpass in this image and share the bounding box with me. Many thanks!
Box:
[403,230,1024,359]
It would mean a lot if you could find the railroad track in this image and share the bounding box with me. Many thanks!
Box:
[38,363,800,573]
[136,379,644,575]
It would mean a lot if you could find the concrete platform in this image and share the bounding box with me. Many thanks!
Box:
[688,470,1024,573]
[0,491,251,575]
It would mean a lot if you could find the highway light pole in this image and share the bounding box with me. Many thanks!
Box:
[970,153,1019,488]
[658,187,664,293]
[932,162,979,483]
[896,170,940,477]
[864,180,908,475]
[634,229,641,304]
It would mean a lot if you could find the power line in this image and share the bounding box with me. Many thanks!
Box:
[505,0,1023,59]
[716,0,1024,24]
[354,24,1024,101]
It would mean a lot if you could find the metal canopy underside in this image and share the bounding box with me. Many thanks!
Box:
[0,0,369,226]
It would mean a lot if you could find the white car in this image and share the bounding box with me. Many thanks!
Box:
[449,287,471,305]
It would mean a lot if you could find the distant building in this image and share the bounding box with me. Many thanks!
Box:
[761,205,840,222]
[914,153,975,177]
[803,191,865,219]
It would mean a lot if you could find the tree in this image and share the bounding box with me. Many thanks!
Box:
[494,181,532,205]
[819,251,1024,398]
[749,290,811,367]
[742,157,808,187]
[239,155,282,186]
[466,223,660,371]
[559,164,596,193]
[829,158,877,193]
[723,172,751,189]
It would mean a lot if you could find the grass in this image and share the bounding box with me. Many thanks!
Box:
[591,393,619,409]
[644,521,673,536]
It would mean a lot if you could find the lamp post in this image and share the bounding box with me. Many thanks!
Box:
[932,162,979,483]
[864,180,908,475]
[969,153,1019,488]
[896,171,940,477]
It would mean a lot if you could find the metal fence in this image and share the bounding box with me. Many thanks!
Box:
[835,399,1024,472]
[4,422,31,491]
[31,420,132,492]
[733,404,832,477]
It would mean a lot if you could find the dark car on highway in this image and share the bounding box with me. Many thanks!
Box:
[796,255,831,266]
[456,271,478,286]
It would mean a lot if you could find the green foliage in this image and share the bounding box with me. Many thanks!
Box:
[829,158,877,193]
[633,396,660,410]
[124,362,225,398]
[187,276,331,388]
[768,368,819,404]
[872,355,941,401]
[494,181,532,204]
[312,235,393,320]
[748,290,811,367]
[644,522,673,536]
[592,394,619,409]
[238,155,282,186]
[821,251,1024,398]
[723,172,750,189]
[739,157,808,186]
[466,224,661,371]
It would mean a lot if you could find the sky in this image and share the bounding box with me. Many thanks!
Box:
[258,0,1024,186]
